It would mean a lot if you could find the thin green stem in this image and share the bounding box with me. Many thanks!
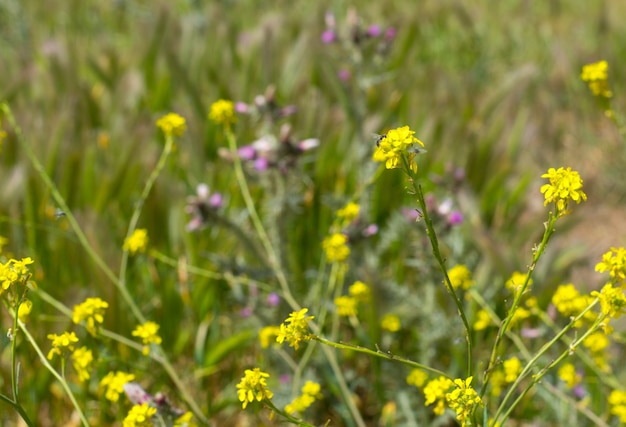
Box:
[264,399,318,427]
[19,321,90,427]
[482,211,557,397]
[492,299,599,425]
[402,156,473,376]
[0,393,33,427]
[225,129,366,427]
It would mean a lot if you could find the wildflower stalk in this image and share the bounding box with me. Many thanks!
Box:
[264,400,319,427]
[401,154,473,376]
[482,210,557,396]
[492,299,599,425]
[2,104,143,322]
[18,321,89,427]
[314,336,450,378]
[225,129,366,427]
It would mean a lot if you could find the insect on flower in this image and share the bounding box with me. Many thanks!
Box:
[373,133,427,153]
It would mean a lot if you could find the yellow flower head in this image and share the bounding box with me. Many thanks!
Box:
[558,363,581,389]
[381,313,401,332]
[445,377,483,427]
[236,368,273,409]
[610,390,626,424]
[448,264,475,290]
[503,357,522,383]
[209,99,236,126]
[123,403,157,427]
[334,295,358,317]
[406,368,428,388]
[322,233,350,263]
[337,202,360,224]
[284,381,322,415]
[258,325,280,349]
[349,280,371,302]
[276,308,315,350]
[71,347,94,382]
[123,229,149,255]
[540,167,587,216]
[373,126,425,173]
[505,271,532,295]
[581,60,612,98]
[1,257,34,292]
[132,321,163,355]
[424,376,454,416]
[156,112,187,137]
[595,247,626,283]
[47,331,79,361]
[100,371,136,402]
[473,309,492,331]
[73,297,109,336]
[591,283,626,320]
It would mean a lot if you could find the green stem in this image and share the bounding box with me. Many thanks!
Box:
[225,129,366,427]
[0,393,33,427]
[315,336,450,379]
[402,156,473,376]
[264,399,318,427]
[482,210,557,397]
[19,321,90,427]
[492,299,599,425]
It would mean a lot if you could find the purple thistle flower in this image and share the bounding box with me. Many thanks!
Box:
[321,29,336,44]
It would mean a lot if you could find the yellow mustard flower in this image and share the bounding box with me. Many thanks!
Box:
[100,371,136,402]
[448,264,475,290]
[335,295,357,317]
[285,381,322,415]
[132,321,162,355]
[381,313,401,332]
[276,308,315,350]
[123,229,149,255]
[236,368,273,409]
[445,377,483,427]
[337,202,360,223]
[156,112,187,137]
[208,99,236,126]
[72,297,109,336]
[581,60,612,98]
[424,376,454,416]
[71,346,94,382]
[47,331,79,361]
[349,280,371,302]
[123,403,157,427]
[503,357,522,383]
[557,362,581,389]
[610,390,626,423]
[595,247,626,283]
[473,309,493,331]
[373,126,425,173]
[322,233,350,262]
[258,325,280,349]
[406,368,428,388]
[540,167,587,216]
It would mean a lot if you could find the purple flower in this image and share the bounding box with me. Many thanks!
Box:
[235,102,249,113]
[240,307,253,318]
[338,69,351,82]
[362,224,379,237]
[238,145,256,161]
[209,192,223,209]
[384,27,397,41]
[447,211,464,225]
[321,29,336,44]
[267,292,280,307]
[254,157,269,171]
[366,24,382,37]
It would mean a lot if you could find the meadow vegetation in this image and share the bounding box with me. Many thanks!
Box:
[1,1,626,426]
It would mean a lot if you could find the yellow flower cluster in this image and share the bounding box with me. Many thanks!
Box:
[1,257,34,293]
[381,313,401,332]
[540,167,587,216]
[208,99,236,126]
[123,229,149,255]
[558,362,582,389]
[424,376,454,416]
[445,377,483,427]
[581,60,612,98]
[337,202,360,225]
[236,368,273,409]
[100,371,136,402]
[322,233,350,262]
[610,390,626,424]
[276,308,315,350]
[373,126,425,173]
[595,247,626,283]
[258,325,281,349]
[123,403,157,427]
[285,381,323,415]
[47,331,79,360]
[72,297,109,336]
[406,368,428,388]
[132,321,163,355]
[156,112,187,137]
[505,271,532,295]
[448,264,475,291]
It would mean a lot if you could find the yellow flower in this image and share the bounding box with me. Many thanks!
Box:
[373,126,425,173]
[591,283,626,320]
[258,326,280,349]
[173,412,195,427]
[322,233,350,262]
[208,99,236,126]
[448,265,475,290]
[276,308,315,350]
[47,331,79,361]
[503,357,522,383]
[557,363,580,388]
[285,381,322,415]
[100,371,136,402]
[123,229,149,255]
[236,368,273,409]
[337,202,360,223]
[581,60,612,98]
[71,347,94,382]
[156,112,187,137]
[123,403,157,427]
[335,295,357,317]
[424,376,454,416]
[381,313,401,332]
[72,297,109,336]
[473,309,492,331]
[610,390,626,423]
[349,280,371,302]
[132,321,162,355]
[595,247,626,283]
[540,167,587,216]
[0,235,8,253]
[17,299,32,321]
[406,369,428,388]
[445,377,483,427]
[505,271,532,295]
